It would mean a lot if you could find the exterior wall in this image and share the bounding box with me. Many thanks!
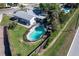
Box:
[30,17,36,26]
[12,16,36,28]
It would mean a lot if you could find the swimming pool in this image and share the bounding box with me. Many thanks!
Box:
[27,25,46,41]
[63,8,70,13]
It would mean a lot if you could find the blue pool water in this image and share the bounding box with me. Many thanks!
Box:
[63,8,70,13]
[28,26,46,41]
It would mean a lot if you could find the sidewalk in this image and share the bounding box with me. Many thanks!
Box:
[0,14,3,23]
[0,26,5,56]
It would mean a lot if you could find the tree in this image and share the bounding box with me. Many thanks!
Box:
[19,4,25,10]
[59,12,65,24]
[39,3,61,30]
[39,3,49,11]
[8,22,17,30]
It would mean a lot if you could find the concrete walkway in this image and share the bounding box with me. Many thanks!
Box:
[0,26,5,56]
[0,14,3,23]
[39,8,79,55]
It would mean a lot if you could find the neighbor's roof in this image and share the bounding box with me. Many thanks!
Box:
[14,11,34,20]
[67,27,79,56]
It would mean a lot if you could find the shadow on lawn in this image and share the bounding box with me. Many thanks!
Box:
[3,26,12,56]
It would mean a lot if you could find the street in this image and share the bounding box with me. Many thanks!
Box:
[67,27,79,56]
[0,7,20,16]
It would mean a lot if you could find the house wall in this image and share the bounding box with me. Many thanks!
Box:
[30,17,36,26]
[11,16,37,28]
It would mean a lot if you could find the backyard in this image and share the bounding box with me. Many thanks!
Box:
[28,7,77,56]
[8,25,43,56]
[0,15,43,56]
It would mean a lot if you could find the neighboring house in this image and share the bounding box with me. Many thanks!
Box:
[10,8,46,28]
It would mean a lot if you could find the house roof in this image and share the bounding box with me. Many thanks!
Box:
[27,8,46,19]
[13,8,47,21]
[14,11,34,21]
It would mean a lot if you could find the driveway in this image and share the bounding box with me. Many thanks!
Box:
[0,7,20,16]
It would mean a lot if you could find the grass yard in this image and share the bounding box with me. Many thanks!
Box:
[42,8,79,56]
[0,15,11,26]
[8,25,43,56]
[0,15,43,56]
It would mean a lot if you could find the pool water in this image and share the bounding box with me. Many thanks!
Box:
[27,26,46,41]
[63,8,70,13]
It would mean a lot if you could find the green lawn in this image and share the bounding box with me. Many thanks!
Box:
[0,15,43,56]
[0,15,11,26]
[42,8,79,56]
[8,25,42,56]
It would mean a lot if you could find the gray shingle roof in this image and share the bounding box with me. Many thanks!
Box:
[27,9,46,19]
[14,11,34,21]
[13,8,46,21]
